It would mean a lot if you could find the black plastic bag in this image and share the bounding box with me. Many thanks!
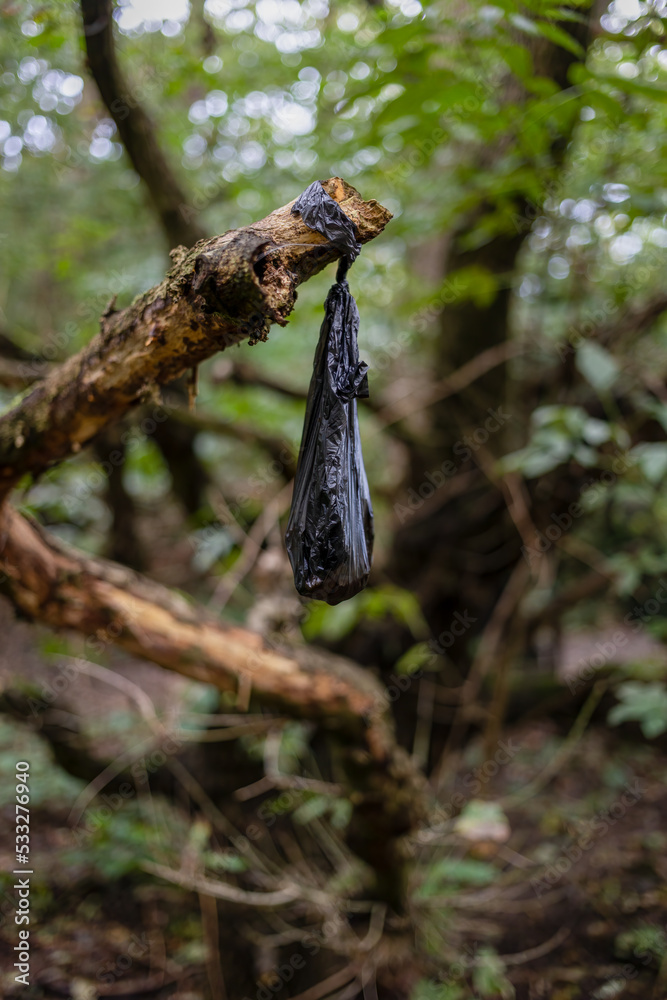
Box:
[286,184,373,605]
[291,181,362,262]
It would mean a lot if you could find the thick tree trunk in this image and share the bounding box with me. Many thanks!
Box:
[389,13,599,657]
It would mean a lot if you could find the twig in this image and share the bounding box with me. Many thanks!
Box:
[288,966,361,1000]
[164,754,280,877]
[55,655,160,726]
[234,775,275,801]
[412,676,436,769]
[431,558,530,789]
[358,904,387,953]
[501,680,608,807]
[199,892,227,1000]
[499,924,571,965]
[374,342,524,429]
[142,861,303,907]
[0,506,392,754]
[211,358,308,400]
[264,727,343,797]
[68,731,162,826]
[172,721,276,741]
[526,568,613,628]
[361,962,379,1000]
[179,711,280,726]
[209,482,293,612]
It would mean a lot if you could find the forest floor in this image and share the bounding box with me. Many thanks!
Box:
[1,609,666,999]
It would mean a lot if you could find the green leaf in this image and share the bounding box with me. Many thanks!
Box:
[534,21,585,58]
[204,851,248,873]
[303,598,362,642]
[292,794,331,825]
[509,13,540,35]
[631,443,667,484]
[472,947,515,999]
[416,857,497,898]
[330,798,353,830]
[608,682,667,739]
[454,800,510,843]
[395,642,437,676]
[502,43,534,81]
[575,342,620,393]
[582,418,612,446]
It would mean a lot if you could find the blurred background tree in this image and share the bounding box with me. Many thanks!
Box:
[2,0,667,997]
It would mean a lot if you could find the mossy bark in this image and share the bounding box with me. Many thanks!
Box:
[0,178,390,497]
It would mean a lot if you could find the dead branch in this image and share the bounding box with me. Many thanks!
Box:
[0,504,392,757]
[0,178,390,498]
[81,0,205,248]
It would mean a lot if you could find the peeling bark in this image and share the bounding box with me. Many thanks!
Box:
[0,504,391,756]
[0,502,431,894]
[0,179,390,497]
[0,178,428,907]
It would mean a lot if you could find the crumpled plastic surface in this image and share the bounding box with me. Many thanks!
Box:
[291,181,362,261]
[286,183,373,605]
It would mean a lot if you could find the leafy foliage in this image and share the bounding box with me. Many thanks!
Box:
[3,0,667,996]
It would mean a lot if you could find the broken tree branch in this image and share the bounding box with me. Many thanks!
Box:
[169,405,297,479]
[0,500,430,893]
[0,178,390,498]
[0,504,390,756]
[0,179,428,903]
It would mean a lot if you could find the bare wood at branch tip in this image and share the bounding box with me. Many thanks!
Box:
[0,178,390,497]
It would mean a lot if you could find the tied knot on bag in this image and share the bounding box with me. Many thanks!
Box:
[285,181,374,605]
